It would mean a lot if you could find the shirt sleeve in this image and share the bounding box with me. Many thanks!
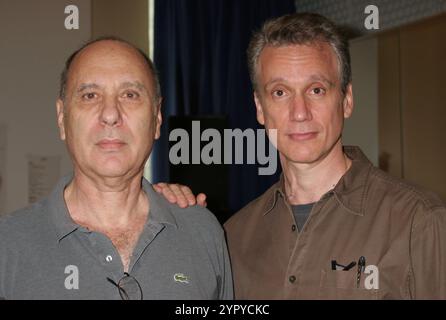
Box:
[219,232,234,300]
[410,206,446,299]
[0,222,6,300]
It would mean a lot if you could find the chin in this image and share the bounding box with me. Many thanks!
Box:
[94,167,130,178]
[281,146,324,164]
[93,158,133,177]
[288,155,321,164]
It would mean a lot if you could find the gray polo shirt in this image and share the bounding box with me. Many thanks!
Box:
[0,175,233,300]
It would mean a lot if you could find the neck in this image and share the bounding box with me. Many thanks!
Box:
[64,170,149,230]
[281,141,351,205]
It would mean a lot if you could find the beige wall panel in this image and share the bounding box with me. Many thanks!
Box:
[400,14,446,200]
[0,0,91,214]
[91,0,149,54]
[345,36,379,166]
[378,31,403,178]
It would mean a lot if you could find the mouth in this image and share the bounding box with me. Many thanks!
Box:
[287,132,318,141]
[96,139,127,150]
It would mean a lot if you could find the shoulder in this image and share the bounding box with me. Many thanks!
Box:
[365,166,446,232]
[368,166,445,212]
[224,180,279,232]
[144,179,223,235]
[168,201,224,236]
[0,199,49,235]
[0,198,51,247]
[144,179,224,240]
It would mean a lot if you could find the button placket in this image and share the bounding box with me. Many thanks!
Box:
[284,198,334,298]
[89,232,122,273]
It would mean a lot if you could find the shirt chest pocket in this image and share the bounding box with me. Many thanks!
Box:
[318,269,381,300]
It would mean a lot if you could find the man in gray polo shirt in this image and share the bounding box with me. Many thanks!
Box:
[0,37,232,300]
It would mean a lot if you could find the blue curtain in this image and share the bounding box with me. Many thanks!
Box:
[152,0,295,217]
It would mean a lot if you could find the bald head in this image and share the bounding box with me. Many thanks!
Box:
[59,37,161,104]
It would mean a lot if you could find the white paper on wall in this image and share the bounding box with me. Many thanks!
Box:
[0,125,6,214]
[27,154,61,204]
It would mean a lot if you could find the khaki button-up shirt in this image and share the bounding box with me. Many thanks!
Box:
[224,146,446,299]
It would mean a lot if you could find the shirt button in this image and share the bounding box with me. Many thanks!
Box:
[291,225,296,232]
[289,275,296,283]
[105,255,113,262]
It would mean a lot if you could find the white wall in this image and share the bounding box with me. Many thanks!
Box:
[0,0,91,214]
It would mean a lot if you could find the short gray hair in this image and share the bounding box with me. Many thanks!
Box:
[247,13,351,95]
[59,36,161,103]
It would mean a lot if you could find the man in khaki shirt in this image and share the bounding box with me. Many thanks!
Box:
[157,12,446,299]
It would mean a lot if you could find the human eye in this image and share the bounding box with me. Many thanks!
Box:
[271,88,288,98]
[122,90,140,100]
[81,92,99,101]
[309,86,326,96]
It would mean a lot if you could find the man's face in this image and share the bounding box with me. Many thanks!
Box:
[56,41,162,180]
[254,43,353,165]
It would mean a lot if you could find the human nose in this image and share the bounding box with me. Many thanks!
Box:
[290,94,312,122]
[100,95,122,127]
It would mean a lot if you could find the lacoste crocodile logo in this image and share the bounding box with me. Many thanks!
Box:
[174,273,189,284]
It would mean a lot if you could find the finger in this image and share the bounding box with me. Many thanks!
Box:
[153,182,167,193]
[161,185,179,204]
[180,186,197,206]
[171,184,189,208]
[197,193,207,207]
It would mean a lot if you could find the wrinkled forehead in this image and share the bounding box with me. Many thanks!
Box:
[257,42,341,83]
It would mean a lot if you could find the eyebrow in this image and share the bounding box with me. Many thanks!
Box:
[264,75,336,90]
[308,75,335,87]
[120,81,147,92]
[76,81,148,93]
[77,83,101,92]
